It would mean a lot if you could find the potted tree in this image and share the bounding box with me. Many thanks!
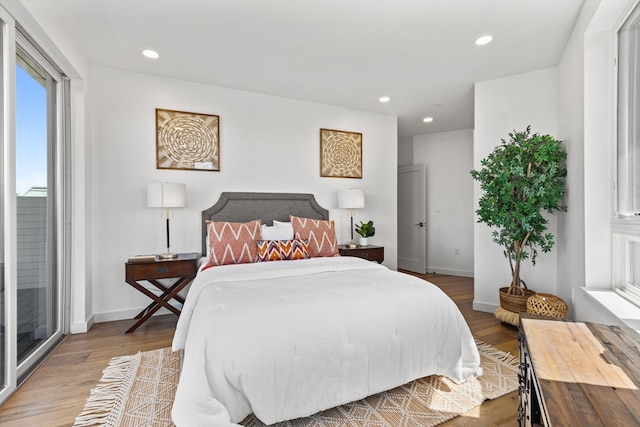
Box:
[470,126,567,324]
[355,220,375,246]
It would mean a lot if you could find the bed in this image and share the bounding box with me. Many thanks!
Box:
[171,192,481,427]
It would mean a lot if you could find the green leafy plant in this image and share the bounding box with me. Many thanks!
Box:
[355,220,375,238]
[470,126,567,289]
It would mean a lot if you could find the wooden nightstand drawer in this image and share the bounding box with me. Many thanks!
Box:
[338,245,384,263]
[126,259,197,280]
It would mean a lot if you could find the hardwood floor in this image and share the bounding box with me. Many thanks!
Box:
[0,315,179,427]
[0,273,519,427]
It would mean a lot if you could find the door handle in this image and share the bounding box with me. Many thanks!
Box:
[415,222,425,227]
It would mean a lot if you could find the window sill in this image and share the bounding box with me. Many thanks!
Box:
[583,287,640,332]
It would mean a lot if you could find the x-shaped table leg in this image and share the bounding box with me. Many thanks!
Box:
[126,275,194,333]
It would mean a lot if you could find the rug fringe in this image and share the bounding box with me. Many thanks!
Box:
[475,339,519,366]
[73,353,141,427]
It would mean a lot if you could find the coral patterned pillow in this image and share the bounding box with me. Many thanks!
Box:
[206,219,261,266]
[289,215,339,257]
[256,239,310,262]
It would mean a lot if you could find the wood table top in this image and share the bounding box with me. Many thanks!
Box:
[520,317,640,426]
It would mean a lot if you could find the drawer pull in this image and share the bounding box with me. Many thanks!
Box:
[361,252,369,258]
[157,267,169,274]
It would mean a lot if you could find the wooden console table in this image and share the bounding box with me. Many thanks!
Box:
[518,315,640,426]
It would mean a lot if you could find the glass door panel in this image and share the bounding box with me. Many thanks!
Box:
[15,45,59,367]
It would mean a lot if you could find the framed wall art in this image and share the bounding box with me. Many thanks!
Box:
[156,108,220,171]
[319,128,362,178]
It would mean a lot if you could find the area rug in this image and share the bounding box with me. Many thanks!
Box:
[73,347,181,427]
[74,341,518,427]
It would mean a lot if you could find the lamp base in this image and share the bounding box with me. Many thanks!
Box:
[158,253,178,260]
[346,243,358,249]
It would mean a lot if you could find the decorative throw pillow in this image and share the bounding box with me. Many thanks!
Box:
[289,215,339,257]
[206,219,261,266]
[256,239,310,262]
[261,222,294,240]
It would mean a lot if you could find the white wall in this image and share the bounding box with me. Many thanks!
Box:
[413,129,473,277]
[398,136,413,166]
[90,67,398,322]
[546,0,636,327]
[555,0,598,319]
[473,68,559,312]
[574,0,636,326]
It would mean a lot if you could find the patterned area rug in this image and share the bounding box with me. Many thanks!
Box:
[74,341,518,427]
[73,347,180,427]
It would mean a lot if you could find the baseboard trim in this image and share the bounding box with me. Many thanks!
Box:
[426,267,474,278]
[93,303,181,324]
[70,314,94,334]
[473,301,498,313]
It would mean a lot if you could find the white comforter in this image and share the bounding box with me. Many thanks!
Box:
[171,257,481,426]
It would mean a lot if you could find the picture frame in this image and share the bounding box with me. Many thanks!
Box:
[319,128,363,178]
[156,108,220,171]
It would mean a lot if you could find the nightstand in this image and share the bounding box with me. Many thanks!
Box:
[124,252,198,333]
[338,244,384,263]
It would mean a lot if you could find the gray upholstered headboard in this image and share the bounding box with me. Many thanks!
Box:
[202,192,329,255]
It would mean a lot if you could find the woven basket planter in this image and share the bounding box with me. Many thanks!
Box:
[499,285,535,313]
[526,293,569,319]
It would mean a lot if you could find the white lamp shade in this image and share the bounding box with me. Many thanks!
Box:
[147,182,186,208]
[338,189,365,209]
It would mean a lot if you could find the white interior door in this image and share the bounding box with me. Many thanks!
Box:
[397,164,426,273]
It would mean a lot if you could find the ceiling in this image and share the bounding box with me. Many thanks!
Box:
[22,0,584,139]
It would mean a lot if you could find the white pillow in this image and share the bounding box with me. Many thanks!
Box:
[273,220,294,238]
[261,222,294,240]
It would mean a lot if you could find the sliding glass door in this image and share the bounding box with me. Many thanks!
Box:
[0,8,13,405]
[0,8,69,403]
[14,43,62,371]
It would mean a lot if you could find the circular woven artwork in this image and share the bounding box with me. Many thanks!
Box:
[320,129,362,178]
[156,109,219,171]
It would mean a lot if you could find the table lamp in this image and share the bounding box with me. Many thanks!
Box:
[147,182,186,259]
[338,189,365,248]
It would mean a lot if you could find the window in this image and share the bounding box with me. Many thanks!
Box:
[615,1,640,306]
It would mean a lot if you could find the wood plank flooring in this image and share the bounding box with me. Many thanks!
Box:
[0,272,519,427]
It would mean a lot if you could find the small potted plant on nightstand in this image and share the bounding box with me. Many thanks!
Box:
[355,220,375,246]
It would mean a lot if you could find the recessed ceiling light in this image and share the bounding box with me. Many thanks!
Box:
[142,49,159,59]
[475,35,493,46]
[423,117,434,123]
[379,96,390,103]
